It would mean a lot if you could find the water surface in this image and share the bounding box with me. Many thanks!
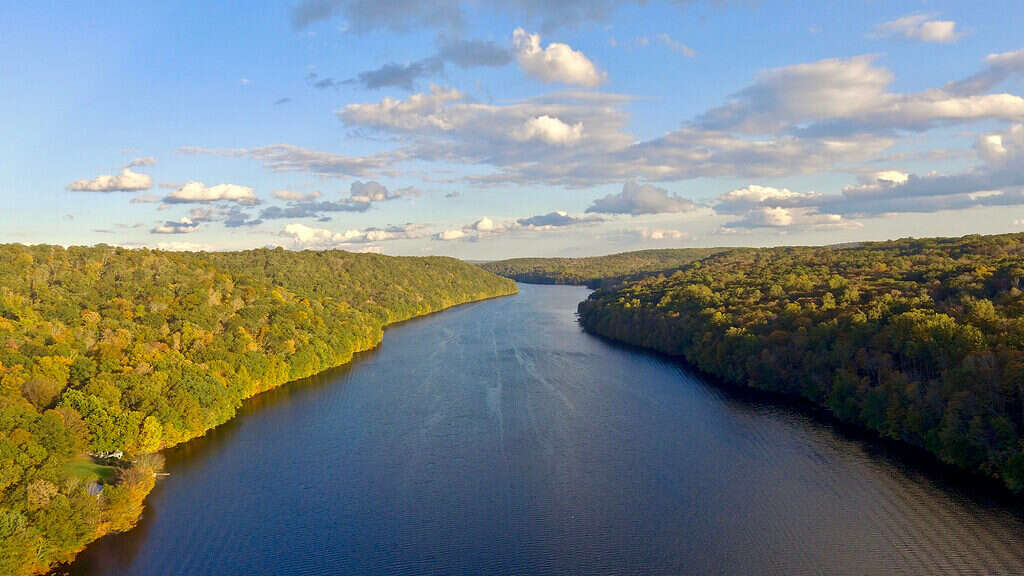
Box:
[66,284,1024,575]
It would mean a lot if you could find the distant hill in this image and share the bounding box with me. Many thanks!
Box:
[480,248,729,288]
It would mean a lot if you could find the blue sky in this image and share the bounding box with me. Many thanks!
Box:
[2,0,1024,257]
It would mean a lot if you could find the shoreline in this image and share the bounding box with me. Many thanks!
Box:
[576,309,1024,512]
[47,287,517,575]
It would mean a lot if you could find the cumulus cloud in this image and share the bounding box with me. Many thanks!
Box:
[152,217,201,234]
[875,13,960,44]
[282,222,424,248]
[512,115,584,145]
[513,28,605,87]
[698,54,1024,136]
[470,216,495,231]
[435,229,467,241]
[716,184,820,214]
[715,123,1024,227]
[723,206,851,229]
[587,182,697,215]
[68,168,153,192]
[164,182,259,205]
[341,85,890,187]
[190,48,1022,202]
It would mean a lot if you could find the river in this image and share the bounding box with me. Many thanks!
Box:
[64,284,1024,575]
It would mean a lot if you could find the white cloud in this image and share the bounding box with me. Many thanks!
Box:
[513,115,584,145]
[875,13,960,44]
[329,50,1024,196]
[68,168,152,192]
[282,223,345,246]
[874,170,909,184]
[513,28,606,87]
[470,216,496,231]
[724,206,852,229]
[977,123,1023,166]
[587,181,698,214]
[281,222,423,248]
[152,217,201,234]
[164,182,258,205]
[273,189,321,201]
[640,228,688,240]
[713,123,1024,226]
[698,54,1024,136]
[436,229,467,241]
[714,185,856,229]
[340,85,465,131]
[717,184,818,212]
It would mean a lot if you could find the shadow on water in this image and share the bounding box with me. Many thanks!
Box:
[579,316,1024,518]
[56,297,502,575]
[55,344,380,575]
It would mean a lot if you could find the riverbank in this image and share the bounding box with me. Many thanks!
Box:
[579,322,1024,510]
[575,236,1024,494]
[46,287,517,575]
[0,245,518,576]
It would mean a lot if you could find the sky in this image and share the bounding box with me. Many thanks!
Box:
[2,1,1024,258]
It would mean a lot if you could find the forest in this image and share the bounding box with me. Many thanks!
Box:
[480,248,726,288]
[0,244,516,576]
[575,234,1024,493]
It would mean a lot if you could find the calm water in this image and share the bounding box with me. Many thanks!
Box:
[65,284,1024,575]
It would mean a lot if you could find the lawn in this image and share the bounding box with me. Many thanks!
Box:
[64,459,119,483]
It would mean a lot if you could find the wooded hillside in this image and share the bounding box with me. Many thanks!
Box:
[0,245,516,575]
[578,234,1024,492]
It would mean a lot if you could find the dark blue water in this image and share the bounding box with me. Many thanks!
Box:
[65,284,1024,575]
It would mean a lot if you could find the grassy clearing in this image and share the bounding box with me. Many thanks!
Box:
[64,460,118,483]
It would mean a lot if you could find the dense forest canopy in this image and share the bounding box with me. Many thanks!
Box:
[577,234,1024,493]
[480,248,727,288]
[0,244,515,576]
